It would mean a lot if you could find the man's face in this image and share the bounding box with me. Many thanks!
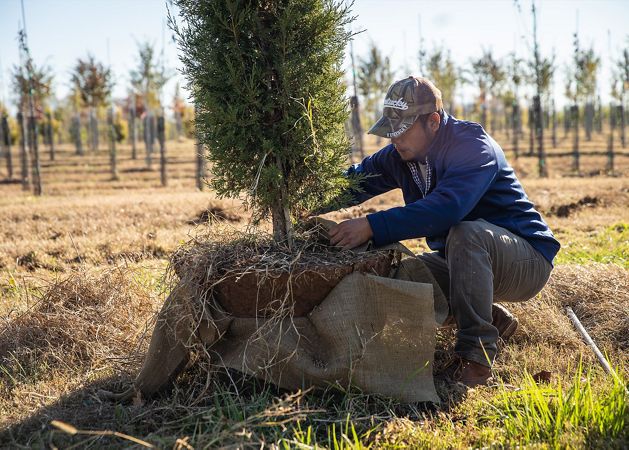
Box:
[390,112,440,162]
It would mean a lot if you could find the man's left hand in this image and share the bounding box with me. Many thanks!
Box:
[329,217,374,249]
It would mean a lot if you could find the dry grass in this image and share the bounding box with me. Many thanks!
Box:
[0,137,628,447]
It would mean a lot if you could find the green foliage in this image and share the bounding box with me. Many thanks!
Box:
[129,41,171,111]
[610,45,628,102]
[425,46,458,111]
[11,61,54,112]
[528,52,556,102]
[70,54,113,109]
[565,36,601,103]
[357,41,394,122]
[500,51,524,108]
[467,49,505,98]
[172,0,356,240]
[113,110,128,143]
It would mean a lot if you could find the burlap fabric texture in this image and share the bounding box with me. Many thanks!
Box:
[132,247,448,404]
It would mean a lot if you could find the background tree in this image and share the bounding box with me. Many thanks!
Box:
[467,49,505,129]
[527,52,555,124]
[425,46,458,112]
[611,42,628,147]
[129,41,170,112]
[172,82,185,141]
[12,61,53,117]
[566,43,600,141]
[172,0,357,246]
[12,34,53,195]
[70,54,113,151]
[357,42,394,133]
[129,41,170,168]
[0,102,15,179]
[502,52,524,155]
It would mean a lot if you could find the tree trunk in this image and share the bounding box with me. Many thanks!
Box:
[511,102,519,160]
[619,105,626,148]
[108,108,119,181]
[27,115,42,196]
[130,108,137,160]
[533,95,547,177]
[551,100,557,148]
[195,138,205,191]
[175,110,183,141]
[350,96,364,161]
[571,104,580,173]
[1,115,13,179]
[504,109,510,139]
[607,102,614,174]
[18,112,30,191]
[89,107,99,152]
[271,157,294,248]
[584,102,593,141]
[596,99,603,134]
[47,112,55,161]
[144,113,152,169]
[528,106,534,156]
[73,114,84,156]
[158,116,167,186]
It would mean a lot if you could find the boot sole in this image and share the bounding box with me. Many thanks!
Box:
[499,318,519,342]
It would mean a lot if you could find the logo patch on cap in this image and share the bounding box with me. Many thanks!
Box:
[384,98,409,110]
[387,122,411,138]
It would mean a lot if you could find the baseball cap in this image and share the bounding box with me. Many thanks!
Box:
[368,76,443,138]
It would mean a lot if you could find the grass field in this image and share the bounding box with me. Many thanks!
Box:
[0,131,627,448]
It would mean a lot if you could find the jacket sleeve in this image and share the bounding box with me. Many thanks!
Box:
[317,145,399,213]
[366,134,499,246]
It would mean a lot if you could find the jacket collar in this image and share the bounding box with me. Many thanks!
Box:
[425,110,450,160]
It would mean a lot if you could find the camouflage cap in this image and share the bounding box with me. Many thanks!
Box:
[368,76,443,138]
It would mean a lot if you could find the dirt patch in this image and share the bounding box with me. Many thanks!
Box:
[188,205,241,225]
[16,251,57,272]
[548,195,599,217]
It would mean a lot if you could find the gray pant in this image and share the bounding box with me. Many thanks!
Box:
[419,219,553,367]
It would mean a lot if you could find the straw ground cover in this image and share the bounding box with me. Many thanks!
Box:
[0,140,628,448]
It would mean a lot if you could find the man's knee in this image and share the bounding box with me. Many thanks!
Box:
[446,220,491,250]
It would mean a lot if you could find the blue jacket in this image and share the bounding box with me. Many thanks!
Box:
[345,112,560,265]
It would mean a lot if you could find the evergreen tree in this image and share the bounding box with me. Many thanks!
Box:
[172,0,357,246]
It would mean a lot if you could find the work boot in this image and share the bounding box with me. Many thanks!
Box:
[492,303,519,342]
[440,355,492,388]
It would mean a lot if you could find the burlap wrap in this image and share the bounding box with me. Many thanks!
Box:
[133,253,448,404]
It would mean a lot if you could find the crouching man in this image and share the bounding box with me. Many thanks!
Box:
[327,77,560,387]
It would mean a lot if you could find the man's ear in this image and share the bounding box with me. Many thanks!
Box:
[429,112,440,132]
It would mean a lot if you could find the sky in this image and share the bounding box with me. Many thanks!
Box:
[0,0,627,114]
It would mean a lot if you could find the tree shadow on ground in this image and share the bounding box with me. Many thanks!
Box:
[0,364,464,449]
[0,374,146,449]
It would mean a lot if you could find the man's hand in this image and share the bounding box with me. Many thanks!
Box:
[329,217,374,249]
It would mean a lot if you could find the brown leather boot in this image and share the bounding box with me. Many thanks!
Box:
[451,357,491,388]
[442,356,492,387]
[492,303,518,342]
